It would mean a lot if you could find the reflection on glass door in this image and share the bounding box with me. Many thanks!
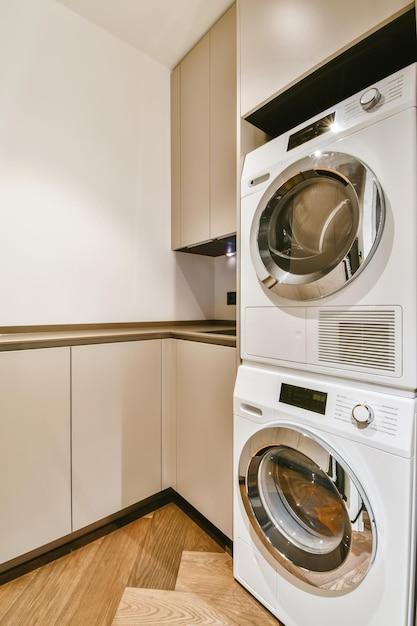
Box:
[239,426,375,594]
[251,152,385,300]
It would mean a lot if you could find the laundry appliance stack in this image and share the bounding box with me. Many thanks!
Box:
[234,63,417,626]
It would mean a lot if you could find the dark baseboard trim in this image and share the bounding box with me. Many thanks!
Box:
[0,488,232,586]
[171,490,233,554]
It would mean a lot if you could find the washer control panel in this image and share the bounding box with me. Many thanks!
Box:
[351,403,374,427]
[335,394,399,437]
[235,365,416,458]
[279,383,327,415]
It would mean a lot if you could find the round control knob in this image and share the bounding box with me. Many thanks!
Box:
[360,87,381,111]
[352,403,374,427]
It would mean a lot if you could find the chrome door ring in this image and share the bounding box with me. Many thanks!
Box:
[250,152,385,301]
[239,423,377,594]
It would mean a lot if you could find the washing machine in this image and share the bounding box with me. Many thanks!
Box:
[233,363,417,626]
[240,63,417,391]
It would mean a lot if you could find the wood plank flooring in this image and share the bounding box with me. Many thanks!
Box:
[114,550,279,625]
[0,504,279,625]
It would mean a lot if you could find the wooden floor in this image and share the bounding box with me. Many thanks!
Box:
[0,504,279,625]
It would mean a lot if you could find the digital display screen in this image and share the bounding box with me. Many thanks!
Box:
[287,113,335,151]
[279,383,328,415]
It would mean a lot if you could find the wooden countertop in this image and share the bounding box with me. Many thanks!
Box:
[0,322,237,351]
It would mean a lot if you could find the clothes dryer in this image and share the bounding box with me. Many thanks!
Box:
[241,64,417,390]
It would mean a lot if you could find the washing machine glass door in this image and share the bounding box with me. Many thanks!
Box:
[239,426,376,594]
[250,151,384,300]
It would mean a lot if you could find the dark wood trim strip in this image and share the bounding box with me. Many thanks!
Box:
[0,320,236,334]
[0,324,237,351]
[0,489,232,586]
[0,332,236,352]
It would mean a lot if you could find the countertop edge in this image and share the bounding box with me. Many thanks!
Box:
[0,324,237,351]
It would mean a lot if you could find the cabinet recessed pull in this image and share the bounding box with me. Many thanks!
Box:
[240,403,263,416]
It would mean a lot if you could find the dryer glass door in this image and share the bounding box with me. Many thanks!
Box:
[250,152,384,300]
[239,426,375,594]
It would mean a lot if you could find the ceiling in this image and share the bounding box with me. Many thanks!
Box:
[57,0,234,68]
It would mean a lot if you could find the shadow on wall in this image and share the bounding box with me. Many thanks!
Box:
[214,255,237,321]
[174,252,215,320]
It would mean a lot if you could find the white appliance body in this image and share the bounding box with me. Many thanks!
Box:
[234,364,417,626]
[241,64,417,390]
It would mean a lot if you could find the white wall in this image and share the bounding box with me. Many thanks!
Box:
[214,256,236,321]
[0,0,214,325]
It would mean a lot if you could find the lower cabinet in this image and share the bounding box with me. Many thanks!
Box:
[71,340,162,531]
[0,348,71,565]
[0,337,235,568]
[176,340,236,538]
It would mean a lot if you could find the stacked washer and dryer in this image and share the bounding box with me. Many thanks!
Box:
[234,63,417,626]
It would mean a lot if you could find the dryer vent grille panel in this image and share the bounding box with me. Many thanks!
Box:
[318,308,401,376]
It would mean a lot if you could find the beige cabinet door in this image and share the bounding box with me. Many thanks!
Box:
[210,4,237,239]
[72,340,162,531]
[180,34,210,247]
[0,348,71,565]
[239,0,410,116]
[176,340,236,538]
[171,64,181,250]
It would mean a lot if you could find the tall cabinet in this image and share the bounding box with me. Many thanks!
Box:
[171,4,237,250]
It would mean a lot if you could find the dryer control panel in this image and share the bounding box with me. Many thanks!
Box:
[287,113,335,151]
[241,63,417,199]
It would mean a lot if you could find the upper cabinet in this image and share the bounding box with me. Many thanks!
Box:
[210,5,237,240]
[239,0,412,116]
[171,4,237,250]
[179,34,211,247]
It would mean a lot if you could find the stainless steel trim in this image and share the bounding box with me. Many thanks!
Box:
[250,152,385,301]
[351,403,374,428]
[238,423,376,594]
[360,87,382,111]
